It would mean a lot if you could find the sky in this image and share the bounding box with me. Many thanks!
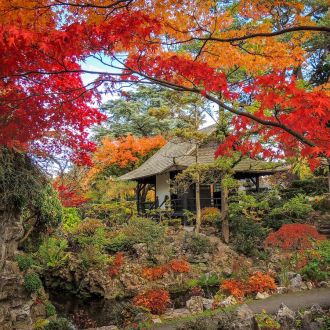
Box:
[80,57,216,128]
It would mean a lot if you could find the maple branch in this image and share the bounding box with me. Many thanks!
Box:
[159,25,330,46]
[119,62,317,148]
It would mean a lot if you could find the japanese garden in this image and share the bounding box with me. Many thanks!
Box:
[0,1,329,329]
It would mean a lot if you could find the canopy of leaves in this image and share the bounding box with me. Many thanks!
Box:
[0,0,329,169]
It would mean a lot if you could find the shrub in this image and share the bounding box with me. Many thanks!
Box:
[44,317,74,330]
[24,273,42,293]
[80,245,111,269]
[221,279,247,300]
[247,272,276,293]
[37,237,69,269]
[142,260,190,280]
[123,217,165,247]
[142,265,168,280]
[168,259,190,273]
[268,194,313,222]
[255,310,281,330]
[62,207,81,232]
[14,254,34,271]
[201,207,221,225]
[74,218,105,235]
[264,224,326,251]
[106,232,130,252]
[108,252,125,277]
[221,272,276,299]
[183,233,213,255]
[196,273,220,288]
[300,240,330,282]
[45,302,56,317]
[230,217,268,257]
[81,202,134,225]
[133,289,171,315]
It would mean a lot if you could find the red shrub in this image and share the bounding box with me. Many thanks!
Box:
[142,259,191,280]
[133,289,171,315]
[221,279,248,300]
[221,272,276,299]
[247,272,276,293]
[264,224,326,251]
[142,265,168,280]
[168,260,190,273]
[108,252,125,277]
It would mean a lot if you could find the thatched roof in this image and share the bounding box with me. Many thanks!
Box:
[119,125,288,181]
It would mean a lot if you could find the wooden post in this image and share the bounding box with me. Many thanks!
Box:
[221,183,229,243]
[210,184,214,207]
[136,182,141,214]
[256,175,260,192]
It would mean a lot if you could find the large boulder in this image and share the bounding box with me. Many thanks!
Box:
[276,303,295,330]
[230,304,257,330]
[186,296,204,314]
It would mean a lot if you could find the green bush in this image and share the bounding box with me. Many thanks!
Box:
[79,245,111,269]
[81,202,134,225]
[24,273,42,293]
[230,216,268,257]
[106,232,130,252]
[75,226,110,248]
[183,233,213,255]
[14,254,34,271]
[268,194,313,224]
[45,302,56,317]
[37,237,69,269]
[301,240,330,282]
[44,317,74,330]
[62,207,81,232]
[123,217,165,246]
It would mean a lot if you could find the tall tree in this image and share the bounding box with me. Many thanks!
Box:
[94,85,188,140]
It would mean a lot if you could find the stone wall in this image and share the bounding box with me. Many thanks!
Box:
[0,209,33,329]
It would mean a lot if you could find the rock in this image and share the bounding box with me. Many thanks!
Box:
[231,304,256,330]
[306,281,313,290]
[319,281,328,288]
[255,292,270,300]
[276,286,288,294]
[162,308,191,320]
[186,296,204,314]
[289,274,303,291]
[132,243,149,260]
[310,304,324,317]
[119,272,141,293]
[202,298,214,310]
[152,317,162,324]
[287,272,297,279]
[276,303,295,330]
[219,295,237,307]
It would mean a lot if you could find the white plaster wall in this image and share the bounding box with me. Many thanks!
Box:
[156,173,170,208]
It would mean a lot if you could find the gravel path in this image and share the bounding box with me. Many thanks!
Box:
[248,287,330,313]
[155,288,330,330]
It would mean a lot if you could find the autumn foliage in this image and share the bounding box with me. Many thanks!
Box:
[53,182,88,208]
[86,135,166,180]
[221,272,276,300]
[108,252,125,278]
[142,259,190,280]
[264,224,326,251]
[0,1,329,170]
[133,289,171,315]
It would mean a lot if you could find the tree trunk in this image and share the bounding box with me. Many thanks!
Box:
[327,159,330,194]
[0,208,33,329]
[195,181,202,233]
[194,142,201,234]
[221,184,229,243]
